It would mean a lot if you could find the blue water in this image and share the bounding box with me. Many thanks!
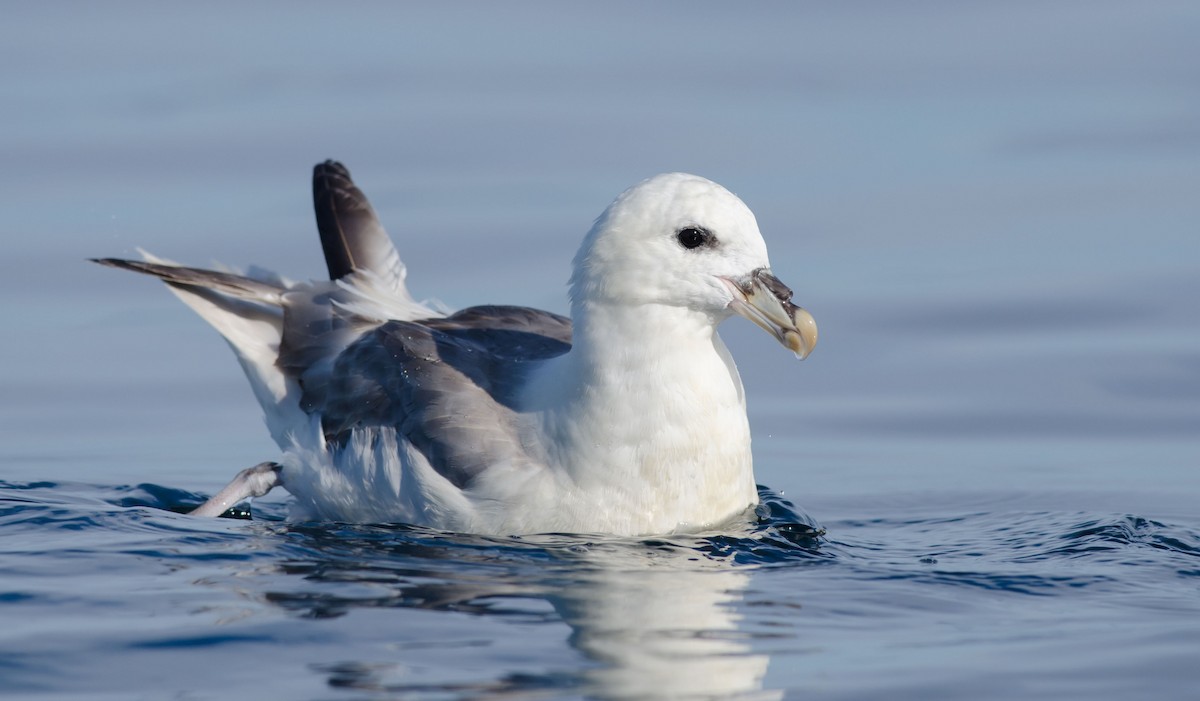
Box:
[3,484,1198,699]
[3,2,1199,699]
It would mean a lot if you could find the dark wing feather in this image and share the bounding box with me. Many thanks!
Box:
[312,160,406,287]
[90,257,284,323]
[91,258,283,299]
[300,305,572,488]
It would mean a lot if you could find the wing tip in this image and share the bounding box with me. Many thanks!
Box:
[314,159,350,180]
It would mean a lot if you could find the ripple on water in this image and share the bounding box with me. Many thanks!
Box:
[3,479,1200,699]
[818,509,1200,607]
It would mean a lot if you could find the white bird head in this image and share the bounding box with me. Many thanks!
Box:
[570,173,817,359]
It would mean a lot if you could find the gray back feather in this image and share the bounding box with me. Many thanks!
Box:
[296,305,571,488]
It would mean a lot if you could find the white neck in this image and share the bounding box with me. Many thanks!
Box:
[521,299,757,533]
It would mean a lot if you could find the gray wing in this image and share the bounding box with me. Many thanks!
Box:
[90,257,285,324]
[312,160,407,290]
[297,305,572,488]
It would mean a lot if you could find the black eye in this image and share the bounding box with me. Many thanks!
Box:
[677,227,714,250]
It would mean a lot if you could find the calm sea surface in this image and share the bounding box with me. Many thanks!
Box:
[3,3,1198,699]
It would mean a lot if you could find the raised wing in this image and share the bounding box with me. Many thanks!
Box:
[312,159,408,293]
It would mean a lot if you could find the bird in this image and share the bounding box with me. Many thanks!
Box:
[94,161,817,536]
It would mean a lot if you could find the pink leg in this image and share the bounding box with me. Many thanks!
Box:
[190,461,282,517]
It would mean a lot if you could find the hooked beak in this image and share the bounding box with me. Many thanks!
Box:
[720,269,818,360]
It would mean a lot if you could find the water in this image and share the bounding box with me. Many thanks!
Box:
[4,486,1197,699]
[3,2,1199,699]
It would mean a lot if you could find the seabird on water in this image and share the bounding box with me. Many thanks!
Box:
[95,161,816,536]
